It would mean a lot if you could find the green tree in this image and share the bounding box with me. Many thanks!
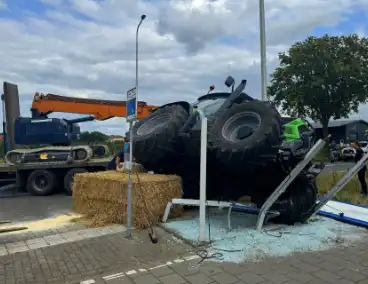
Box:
[268,34,368,137]
[80,131,108,143]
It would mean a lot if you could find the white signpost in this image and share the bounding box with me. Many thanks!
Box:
[126,86,137,238]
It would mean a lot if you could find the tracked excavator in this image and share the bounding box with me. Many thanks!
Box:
[3,82,158,166]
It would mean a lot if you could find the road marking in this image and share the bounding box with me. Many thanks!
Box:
[98,254,201,282]
[80,280,95,284]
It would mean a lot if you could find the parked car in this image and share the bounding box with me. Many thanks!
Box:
[340,146,356,161]
[360,141,368,154]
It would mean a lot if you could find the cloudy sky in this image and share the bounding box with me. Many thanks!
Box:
[0,0,368,135]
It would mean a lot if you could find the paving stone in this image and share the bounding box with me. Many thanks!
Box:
[25,238,45,245]
[318,261,344,272]
[7,246,28,254]
[106,276,133,284]
[185,273,214,284]
[170,261,201,276]
[281,281,303,284]
[61,232,84,242]
[0,228,192,284]
[1,222,368,284]
[159,273,187,284]
[242,262,275,275]
[220,263,246,275]
[5,242,26,249]
[291,261,319,273]
[27,242,49,250]
[305,280,329,284]
[149,266,175,278]
[287,272,318,283]
[262,272,291,284]
[333,279,357,284]
[337,269,366,282]
[199,264,224,276]
[132,274,161,284]
[210,271,239,284]
[43,235,67,245]
[237,272,265,284]
[313,269,342,283]
[78,229,103,238]
[126,269,150,279]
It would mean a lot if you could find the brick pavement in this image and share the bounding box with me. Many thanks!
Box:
[0,225,367,284]
[0,228,192,284]
[73,235,368,284]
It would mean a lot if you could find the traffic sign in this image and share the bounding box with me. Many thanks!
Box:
[126,87,137,122]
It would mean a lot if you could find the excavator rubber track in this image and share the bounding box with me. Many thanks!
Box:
[5,145,93,165]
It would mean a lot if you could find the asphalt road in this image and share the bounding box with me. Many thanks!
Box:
[0,194,73,223]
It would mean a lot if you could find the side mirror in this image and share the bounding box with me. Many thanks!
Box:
[225,76,235,88]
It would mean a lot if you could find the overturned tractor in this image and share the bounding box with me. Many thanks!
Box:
[129,76,319,225]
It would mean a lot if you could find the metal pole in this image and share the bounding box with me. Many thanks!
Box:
[126,14,146,239]
[126,125,133,238]
[198,110,207,242]
[259,0,268,101]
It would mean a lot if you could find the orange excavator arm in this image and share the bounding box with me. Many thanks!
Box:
[31,92,158,120]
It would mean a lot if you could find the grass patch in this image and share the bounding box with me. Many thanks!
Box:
[237,171,368,207]
[316,171,368,206]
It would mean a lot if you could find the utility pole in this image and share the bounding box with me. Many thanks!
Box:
[259,0,269,101]
[126,14,146,239]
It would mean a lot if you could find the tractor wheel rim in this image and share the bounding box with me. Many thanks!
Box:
[221,111,261,142]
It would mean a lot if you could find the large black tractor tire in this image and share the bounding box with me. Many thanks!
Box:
[130,104,189,172]
[208,100,282,171]
[26,170,57,196]
[271,173,318,225]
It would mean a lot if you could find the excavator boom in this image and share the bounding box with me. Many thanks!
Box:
[31,93,158,120]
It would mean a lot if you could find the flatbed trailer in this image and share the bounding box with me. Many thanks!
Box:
[0,158,110,196]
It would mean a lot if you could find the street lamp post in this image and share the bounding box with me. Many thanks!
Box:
[259,0,268,101]
[126,14,146,239]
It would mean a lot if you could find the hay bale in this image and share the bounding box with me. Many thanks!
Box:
[316,171,368,206]
[72,171,183,228]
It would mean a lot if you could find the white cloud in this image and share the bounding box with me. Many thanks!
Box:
[0,0,367,135]
[0,0,7,10]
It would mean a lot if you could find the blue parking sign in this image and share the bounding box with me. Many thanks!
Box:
[126,87,137,122]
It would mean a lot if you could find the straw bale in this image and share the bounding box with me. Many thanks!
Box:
[72,171,183,228]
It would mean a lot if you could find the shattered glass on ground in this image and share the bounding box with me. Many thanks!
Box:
[163,210,367,263]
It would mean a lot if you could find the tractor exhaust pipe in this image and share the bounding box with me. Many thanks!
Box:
[3,82,21,151]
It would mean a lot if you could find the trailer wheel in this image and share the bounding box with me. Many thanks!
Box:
[64,168,88,195]
[26,170,57,196]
